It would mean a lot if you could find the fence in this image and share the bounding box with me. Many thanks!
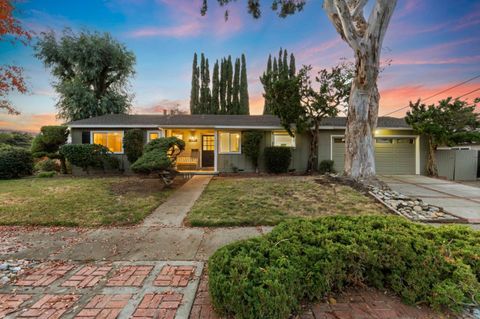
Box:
[436,149,479,181]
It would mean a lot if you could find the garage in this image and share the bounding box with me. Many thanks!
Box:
[331,136,418,174]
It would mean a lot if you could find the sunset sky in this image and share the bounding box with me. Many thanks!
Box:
[1,0,479,132]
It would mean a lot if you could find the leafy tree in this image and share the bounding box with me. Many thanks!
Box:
[240,54,249,115]
[31,126,69,173]
[190,53,200,114]
[268,65,351,172]
[1,0,31,114]
[0,131,32,148]
[405,98,480,176]
[201,0,398,179]
[123,129,144,163]
[261,49,296,115]
[242,131,263,171]
[35,29,136,121]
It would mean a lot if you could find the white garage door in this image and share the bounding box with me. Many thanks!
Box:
[331,136,416,174]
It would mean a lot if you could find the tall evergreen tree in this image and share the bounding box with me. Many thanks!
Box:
[189,53,200,114]
[261,55,273,114]
[289,53,296,78]
[240,54,249,115]
[212,60,220,114]
[226,56,233,113]
[282,49,288,75]
[232,58,240,114]
[219,58,227,114]
[199,53,211,113]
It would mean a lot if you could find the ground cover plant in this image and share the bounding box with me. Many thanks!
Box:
[0,177,179,226]
[209,215,480,319]
[187,177,386,226]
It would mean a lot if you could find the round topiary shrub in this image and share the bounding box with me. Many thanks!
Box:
[208,215,480,319]
[318,159,335,174]
[0,146,34,179]
[264,146,292,173]
[131,137,185,174]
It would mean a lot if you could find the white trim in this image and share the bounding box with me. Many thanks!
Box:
[214,130,218,172]
[330,134,420,174]
[90,130,125,154]
[147,130,163,142]
[272,131,296,148]
[218,131,242,154]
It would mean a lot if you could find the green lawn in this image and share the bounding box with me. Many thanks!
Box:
[0,176,177,226]
[187,176,388,226]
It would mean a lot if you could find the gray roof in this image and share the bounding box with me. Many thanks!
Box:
[68,114,410,129]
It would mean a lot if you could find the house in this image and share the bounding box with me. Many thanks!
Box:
[67,114,428,175]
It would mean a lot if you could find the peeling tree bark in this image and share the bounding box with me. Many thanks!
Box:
[323,0,397,179]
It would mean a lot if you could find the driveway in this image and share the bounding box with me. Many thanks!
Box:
[380,175,480,224]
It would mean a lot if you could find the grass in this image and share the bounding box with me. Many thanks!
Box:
[0,176,178,227]
[187,176,388,226]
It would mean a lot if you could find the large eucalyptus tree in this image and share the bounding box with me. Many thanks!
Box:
[201,0,397,179]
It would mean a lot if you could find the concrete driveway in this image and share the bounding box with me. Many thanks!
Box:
[379,175,480,223]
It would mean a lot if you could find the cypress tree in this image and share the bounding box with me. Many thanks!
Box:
[277,49,283,76]
[199,53,211,113]
[189,53,200,114]
[220,58,227,114]
[272,57,278,82]
[240,54,249,115]
[212,60,220,114]
[282,49,288,76]
[261,54,272,114]
[226,56,233,113]
[232,58,240,114]
[289,53,296,78]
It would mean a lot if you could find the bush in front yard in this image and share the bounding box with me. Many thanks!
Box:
[131,137,185,174]
[209,215,480,319]
[60,144,119,172]
[34,158,60,172]
[264,146,292,173]
[318,159,335,174]
[0,146,34,179]
[123,129,144,163]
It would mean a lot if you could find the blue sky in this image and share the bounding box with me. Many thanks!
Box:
[1,0,479,131]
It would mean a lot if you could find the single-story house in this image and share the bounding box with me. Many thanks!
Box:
[67,114,428,175]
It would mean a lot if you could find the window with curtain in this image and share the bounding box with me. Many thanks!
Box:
[219,131,241,153]
[272,132,295,147]
[92,131,123,153]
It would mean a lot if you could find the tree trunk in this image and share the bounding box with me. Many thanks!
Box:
[60,157,67,174]
[307,123,319,173]
[426,136,438,176]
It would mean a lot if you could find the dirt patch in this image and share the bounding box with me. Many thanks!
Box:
[109,176,187,195]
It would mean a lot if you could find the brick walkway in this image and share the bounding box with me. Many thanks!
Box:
[189,271,447,319]
[0,260,203,319]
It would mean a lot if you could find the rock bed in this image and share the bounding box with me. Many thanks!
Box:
[0,260,37,286]
[368,186,460,222]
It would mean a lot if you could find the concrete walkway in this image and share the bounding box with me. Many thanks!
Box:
[380,175,480,223]
[143,175,212,227]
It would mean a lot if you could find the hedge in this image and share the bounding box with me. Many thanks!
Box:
[318,160,335,174]
[0,146,34,179]
[60,144,119,172]
[264,146,292,173]
[209,215,480,319]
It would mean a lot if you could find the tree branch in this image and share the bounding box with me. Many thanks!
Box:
[366,0,397,51]
[323,0,361,51]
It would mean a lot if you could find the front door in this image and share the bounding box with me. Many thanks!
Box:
[201,135,214,167]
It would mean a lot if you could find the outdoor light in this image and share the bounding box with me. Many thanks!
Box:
[189,135,197,142]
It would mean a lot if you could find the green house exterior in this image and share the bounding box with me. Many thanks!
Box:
[68,114,427,175]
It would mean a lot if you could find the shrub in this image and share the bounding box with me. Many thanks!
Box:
[242,131,263,170]
[60,144,119,172]
[0,147,34,179]
[209,216,480,318]
[264,146,292,173]
[31,126,69,173]
[319,160,335,174]
[34,158,60,172]
[131,137,185,174]
[0,132,33,149]
[123,129,144,163]
[36,171,55,178]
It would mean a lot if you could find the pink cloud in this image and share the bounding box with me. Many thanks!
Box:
[379,82,480,117]
[0,113,60,133]
[127,0,244,39]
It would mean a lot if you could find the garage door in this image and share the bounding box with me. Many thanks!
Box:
[331,136,416,174]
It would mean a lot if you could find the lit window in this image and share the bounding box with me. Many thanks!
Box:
[172,133,184,140]
[148,130,162,142]
[272,132,295,147]
[92,131,123,153]
[219,131,241,153]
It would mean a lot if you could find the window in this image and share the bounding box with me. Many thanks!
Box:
[333,137,345,143]
[172,133,184,140]
[272,132,295,147]
[375,138,393,144]
[92,131,123,153]
[147,130,162,142]
[396,138,414,144]
[219,131,241,153]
